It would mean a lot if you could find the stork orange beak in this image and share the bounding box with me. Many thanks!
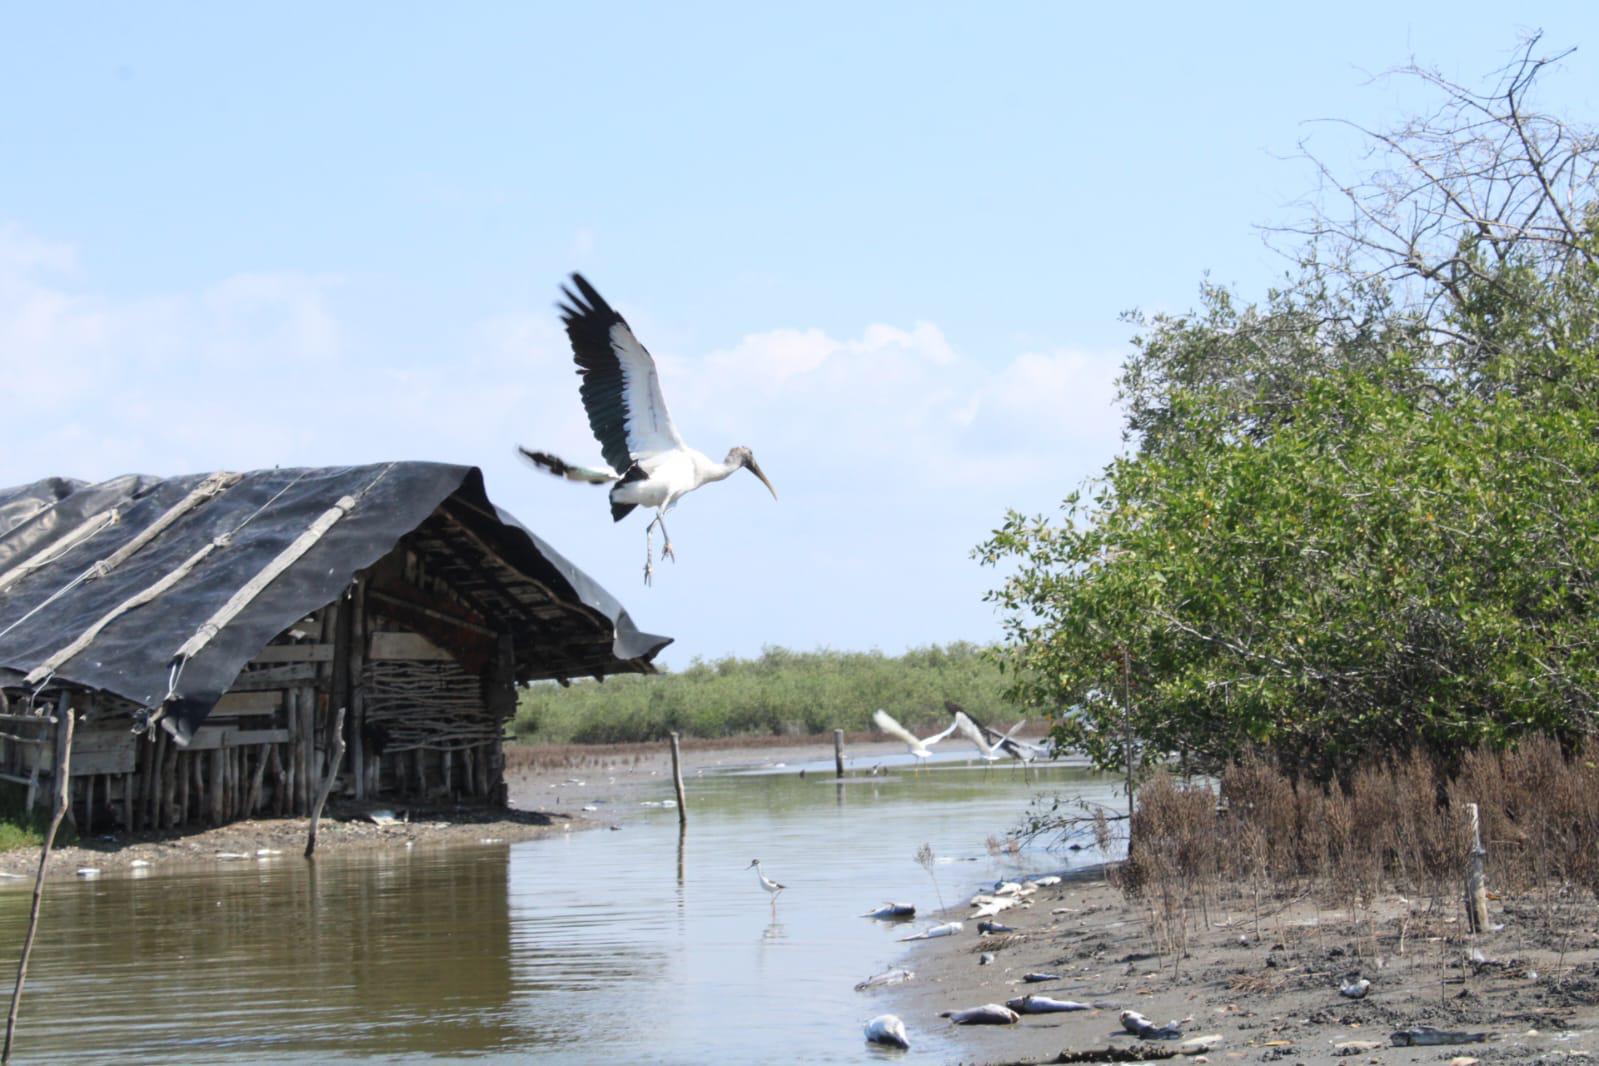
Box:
[744,454,778,500]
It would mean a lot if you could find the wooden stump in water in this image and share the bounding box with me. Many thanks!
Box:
[305,708,346,859]
[669,732,688,827]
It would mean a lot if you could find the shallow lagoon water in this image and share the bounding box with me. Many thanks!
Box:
[0,754,1120,1063]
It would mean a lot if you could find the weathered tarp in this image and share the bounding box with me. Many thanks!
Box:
[0,463,669,743]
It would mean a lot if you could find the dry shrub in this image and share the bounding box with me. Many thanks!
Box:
[1127,738,1599,941]
[1126,771,1218,964]
[1219,753,1296,884]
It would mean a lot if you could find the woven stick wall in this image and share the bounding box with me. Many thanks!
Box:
[361,659,498,752]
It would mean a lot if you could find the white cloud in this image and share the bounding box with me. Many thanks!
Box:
[0,221,1133,666]
[0,218,1126,525]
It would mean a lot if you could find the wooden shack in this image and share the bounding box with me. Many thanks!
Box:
[0,463,668,831]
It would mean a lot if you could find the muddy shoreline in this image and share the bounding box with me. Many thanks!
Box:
[0,735,922,880]
[880,866,1599,1064]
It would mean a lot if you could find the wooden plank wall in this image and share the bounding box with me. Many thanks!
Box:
[60,554,514,832]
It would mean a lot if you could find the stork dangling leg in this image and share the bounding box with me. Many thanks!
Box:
[650,512,675,562]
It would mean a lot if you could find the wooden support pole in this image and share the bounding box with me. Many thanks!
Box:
[161,742,178,828]
[208,747,224,826]
[669,731,687,827]
[4,698,74,1064]
[1465,802,1491,934]
[305,707,346,858]
[349,580,367,801]
[833,729,845,779]
[269,744,285,817]
[175,755,188,827]
[245,743,268,816]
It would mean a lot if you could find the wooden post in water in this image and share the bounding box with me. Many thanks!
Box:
[305,707,347,858]
[1465,802,1490,933]
[4,697,74,1064]
[833,729,845,779]
[668,731,687,827]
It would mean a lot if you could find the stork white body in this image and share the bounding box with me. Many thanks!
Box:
[946,701,1047,765]
[520,275,777,584]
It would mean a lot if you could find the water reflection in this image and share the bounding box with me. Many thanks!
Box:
[0,846,521,1061]
[0,761,1120,1063]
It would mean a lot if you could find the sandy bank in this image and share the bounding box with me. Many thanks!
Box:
[882,867,1599,1065]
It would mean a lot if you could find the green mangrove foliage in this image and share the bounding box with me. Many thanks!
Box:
[512,644,1010,744]
[981,44,1599,781]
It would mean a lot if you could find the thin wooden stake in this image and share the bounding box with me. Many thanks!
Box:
[245,743,268,816]
[1465,802,1491,933]
[669,731,687,827]
[4,698,74,1063]
[305,707,347,858]
[833,729,845,779]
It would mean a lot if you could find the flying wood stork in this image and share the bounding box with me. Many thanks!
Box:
[945,701,1048,769]
[520,274,778,584]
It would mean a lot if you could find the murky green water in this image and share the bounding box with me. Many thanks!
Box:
[0,755,1121,1063]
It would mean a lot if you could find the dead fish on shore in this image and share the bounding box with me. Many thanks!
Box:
[970,896,1020,919]
[860,902,916,920]
[1120,1009,1184,1040]
[977,919,1015,935]
[1339,975,1371,999]
[1029,875,1063,887]
[1006,994,1093,1014]
[1390,1027,1489,1047]
[864,1014,911,1049]
[901,921,963,941]
[940,1003,1021,1026]
[854,968,914,991]
[1022,972,1063,983]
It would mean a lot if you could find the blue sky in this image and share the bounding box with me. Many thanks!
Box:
[2,5,1596,667]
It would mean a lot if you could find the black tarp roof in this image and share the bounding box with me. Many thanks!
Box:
[0,463,669,743]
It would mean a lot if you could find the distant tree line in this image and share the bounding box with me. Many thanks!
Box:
[512,643,1010,744]
[980,38,1599,782]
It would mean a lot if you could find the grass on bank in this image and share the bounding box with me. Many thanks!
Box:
[0,782,70,853]
[513,643,1011,744]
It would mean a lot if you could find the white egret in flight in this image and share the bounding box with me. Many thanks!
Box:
[520,274,778,584]
[871,709,959,773]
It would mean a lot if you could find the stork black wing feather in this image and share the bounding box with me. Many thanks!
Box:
[559,273,635,475]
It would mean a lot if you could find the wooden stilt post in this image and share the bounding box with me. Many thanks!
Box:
[669,731,687,827]
[269,744,285,817]
[833,729,846,779]
[4,697,74,1063]
[208,747,225,825]
[245,743,268,816]
[1465,802,1491,933]
[305,708,347,858]
[349,580,367,801]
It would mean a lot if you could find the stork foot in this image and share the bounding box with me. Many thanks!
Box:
[661,540,676,563]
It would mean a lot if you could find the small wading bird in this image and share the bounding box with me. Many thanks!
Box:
[747,859,785,905]
[520,274,778,584]
[871,709,958,771]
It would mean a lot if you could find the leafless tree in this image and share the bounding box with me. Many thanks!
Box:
[1281,33,1597,327]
